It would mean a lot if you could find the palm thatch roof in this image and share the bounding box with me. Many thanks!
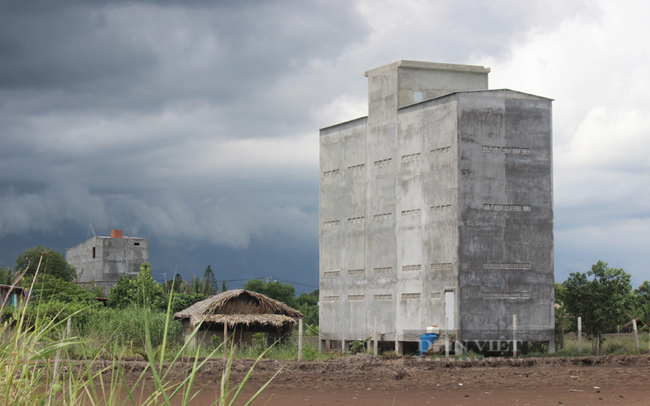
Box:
[174,289,303,328]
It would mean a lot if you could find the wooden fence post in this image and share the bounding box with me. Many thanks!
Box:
[633,319,639,351]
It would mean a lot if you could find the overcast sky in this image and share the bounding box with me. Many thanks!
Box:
[1,0,649,291]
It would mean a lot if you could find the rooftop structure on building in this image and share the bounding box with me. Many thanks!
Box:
[319,60,554,355]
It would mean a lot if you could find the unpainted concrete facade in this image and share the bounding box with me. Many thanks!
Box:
[66,229,148,292]
[319,61,554,353]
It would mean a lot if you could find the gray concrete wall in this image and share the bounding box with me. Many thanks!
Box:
[319,117,368,343]
[396,97,461,336]
[456,90,554,342]
[365,63,399,343]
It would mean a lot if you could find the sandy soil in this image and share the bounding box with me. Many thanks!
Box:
[112,354,650,405]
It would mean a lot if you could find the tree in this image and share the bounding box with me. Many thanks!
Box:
[107,262,166,309]
[563,260,632,354]
[15,246,76,282]
[242,279,296,307]
[28,273,97,304]
[202,265,218,296]
[554,282,567,305]
[222,281,228,292]
[634,281,650,305]
[295,289,319,307]
[170,293,205,313]
[0,267,15,285]
[189,276,203,294]
[173,273,184,293]
[295,289,319,331]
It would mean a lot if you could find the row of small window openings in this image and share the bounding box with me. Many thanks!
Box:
[326,207,452,226]
[105,259,145,263]
[323,169,340,176]
[482,146,530,154]
[483,262,531,270]
[324,292,527,302]
[401,147,453,160]
[483,292,531,299]
[431,204,453,212]
[326,146,453,175]
[401,152,420,162]
[431,146,452,155]
[402,264,422,272]
[484,204,531,211]
[374,158,392,167]
[327,263,529,274]
[323,264,453,275]
[322,292,446,302]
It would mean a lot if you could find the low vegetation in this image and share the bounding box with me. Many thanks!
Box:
[0,254,285,405]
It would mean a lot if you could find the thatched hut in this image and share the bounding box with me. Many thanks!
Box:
[174,289,303,348]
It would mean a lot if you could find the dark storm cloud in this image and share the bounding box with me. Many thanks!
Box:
[0,0,368,107]
[4,0,645,288]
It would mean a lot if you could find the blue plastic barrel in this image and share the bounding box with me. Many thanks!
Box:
[419,333,439,356]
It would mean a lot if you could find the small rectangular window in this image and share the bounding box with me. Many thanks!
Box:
[92,247,96,258]
[134,242,140,246]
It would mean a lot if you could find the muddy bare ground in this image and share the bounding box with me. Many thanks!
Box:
[102,354,650,405]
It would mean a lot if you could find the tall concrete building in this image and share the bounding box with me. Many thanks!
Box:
[319,61,554,354]
[66,229,148,292]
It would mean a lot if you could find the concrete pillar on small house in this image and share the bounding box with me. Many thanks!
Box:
[396,341,403,356]
[548,340,556,353]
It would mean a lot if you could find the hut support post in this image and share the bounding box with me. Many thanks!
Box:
[633,319,639,350]
[298,319,303,360]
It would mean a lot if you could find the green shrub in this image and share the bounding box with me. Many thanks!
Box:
[19,300,99,334]
[349,340,367,354]
[171,293,205,313]
[380,350,398,359]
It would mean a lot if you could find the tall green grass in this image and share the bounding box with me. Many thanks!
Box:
[76,306,183,359]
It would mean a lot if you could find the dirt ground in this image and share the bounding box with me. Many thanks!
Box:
[115,354,650,405]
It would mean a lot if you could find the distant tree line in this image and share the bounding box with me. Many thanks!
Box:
[1,247,320,333]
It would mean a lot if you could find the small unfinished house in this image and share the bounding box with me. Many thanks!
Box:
[319,61,555,354]
[66,229,148,292]
[174,289,303,348]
